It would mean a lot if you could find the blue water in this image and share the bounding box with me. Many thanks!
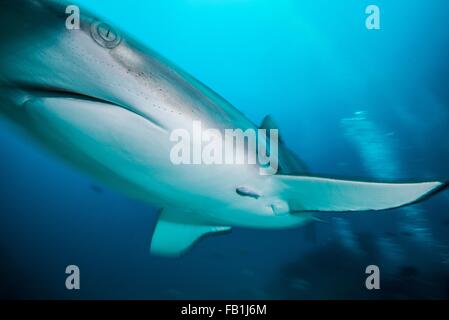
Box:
[1,0,449,299]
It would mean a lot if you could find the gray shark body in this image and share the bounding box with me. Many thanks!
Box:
[0,0,446,256]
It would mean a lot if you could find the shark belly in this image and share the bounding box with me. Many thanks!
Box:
[12,92,310,231]
[15,94,274,220]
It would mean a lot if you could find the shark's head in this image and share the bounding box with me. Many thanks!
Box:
[0,0,207,132]
[0,0,255,206]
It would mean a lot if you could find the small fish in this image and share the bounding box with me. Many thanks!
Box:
[90,184,103,194]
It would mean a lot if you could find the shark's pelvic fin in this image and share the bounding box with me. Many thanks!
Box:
[273,175,447,212]
[150,209,231,257]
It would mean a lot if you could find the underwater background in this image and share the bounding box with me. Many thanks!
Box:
[1,0,449,299]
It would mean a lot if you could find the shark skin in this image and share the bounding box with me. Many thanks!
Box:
[0,0,447,257]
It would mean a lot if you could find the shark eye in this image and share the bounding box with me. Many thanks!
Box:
[90,21,121,49]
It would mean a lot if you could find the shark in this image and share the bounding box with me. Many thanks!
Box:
[0,0,447,257]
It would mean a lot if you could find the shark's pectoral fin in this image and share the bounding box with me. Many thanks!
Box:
[273,175,447,212]
[150,209,231,257]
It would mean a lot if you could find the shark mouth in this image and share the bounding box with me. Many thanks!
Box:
[17,82,167,132]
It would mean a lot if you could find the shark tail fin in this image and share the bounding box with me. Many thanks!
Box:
[272,175,447,213]
[150,209,231,257]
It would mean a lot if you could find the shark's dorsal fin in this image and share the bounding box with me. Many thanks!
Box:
[260,115,279,133]
[260,115,308,174]
[150,209,231,257]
